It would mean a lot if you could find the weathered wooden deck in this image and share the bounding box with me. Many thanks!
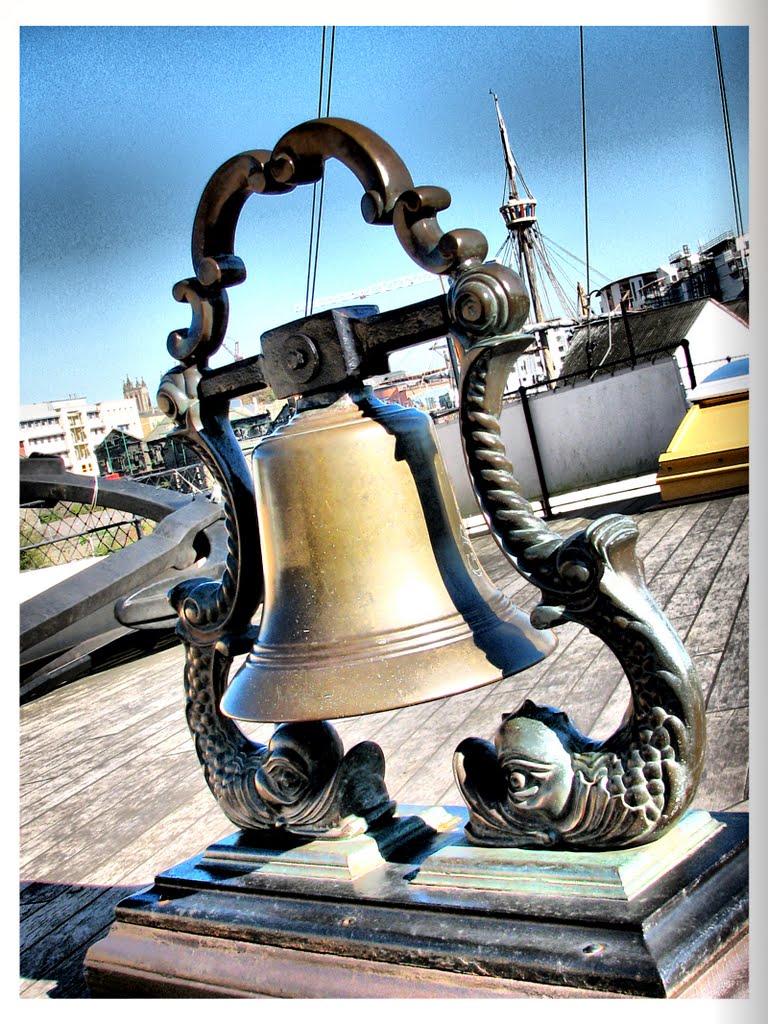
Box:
[19,490,749,998]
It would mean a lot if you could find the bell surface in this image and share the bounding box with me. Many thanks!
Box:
[220,389,555,722]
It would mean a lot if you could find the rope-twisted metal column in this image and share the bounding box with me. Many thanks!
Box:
[461,347,564,576]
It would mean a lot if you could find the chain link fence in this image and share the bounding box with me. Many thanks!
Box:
[130,464,213,495]
[19,463,217,572]
[20,501,156,571]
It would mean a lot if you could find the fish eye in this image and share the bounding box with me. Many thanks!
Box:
[508,770,529,791]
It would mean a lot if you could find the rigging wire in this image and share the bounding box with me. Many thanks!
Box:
[580,27,593,358]
[304,26,336,317]
[543,244,599,294]
[544,253,581,311]
[510,149,534,200]
[501,161,510,207]
[496,228,576,322]
[712,26,744,238]
[540,233,611,283]
[495,233,514,263]
[531,234,577,318]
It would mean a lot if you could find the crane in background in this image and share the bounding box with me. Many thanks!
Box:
[221,339,241,361]
[293,269,439,313]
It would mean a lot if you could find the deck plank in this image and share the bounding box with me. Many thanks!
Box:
[707,586,749,711]
[20,884,141,999]
[696,707,750,811]
[685,512,749,656]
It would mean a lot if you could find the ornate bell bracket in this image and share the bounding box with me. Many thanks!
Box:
[158,117,534,645]
[157,117,535,841]
[158,117,705,849]
[165,117,530,378]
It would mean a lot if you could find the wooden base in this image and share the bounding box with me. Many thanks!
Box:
[84,807,749,999]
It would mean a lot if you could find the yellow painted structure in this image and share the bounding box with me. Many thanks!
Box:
[657,388,749,501]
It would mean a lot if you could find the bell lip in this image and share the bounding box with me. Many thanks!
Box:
[219,626,556,723]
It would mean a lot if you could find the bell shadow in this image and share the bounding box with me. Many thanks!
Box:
[356,390,554,675]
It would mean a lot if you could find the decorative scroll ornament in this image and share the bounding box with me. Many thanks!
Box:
[166,116,513,376]
[451,342,706,849]
[447,260,531,342]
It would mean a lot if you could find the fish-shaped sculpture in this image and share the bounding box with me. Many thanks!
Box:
[449,318,705,849]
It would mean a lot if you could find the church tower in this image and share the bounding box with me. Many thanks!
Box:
[123,374,152,414]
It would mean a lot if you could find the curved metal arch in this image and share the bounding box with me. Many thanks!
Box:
[267,117,414,224]
[167,118,501,370]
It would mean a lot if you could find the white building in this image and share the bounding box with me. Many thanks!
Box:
[97,398,144,438]
[700,231,750,303]
[19,396,143,475]
[596,270,669,315]
[595,231,749,313]
[505,319,577,390]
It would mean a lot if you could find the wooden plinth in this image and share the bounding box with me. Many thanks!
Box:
[84,807,748,999]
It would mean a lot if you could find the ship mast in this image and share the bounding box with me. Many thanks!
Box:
[492,91,546,324]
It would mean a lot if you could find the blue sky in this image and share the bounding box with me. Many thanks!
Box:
[18,13,752,406]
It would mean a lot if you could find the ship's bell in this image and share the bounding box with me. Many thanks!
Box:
[220,388,556,723]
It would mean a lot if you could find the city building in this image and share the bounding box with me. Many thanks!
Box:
[19,396,143,476]
[138,408,172,439]
[122,374,174,438]
[506,319,578,390]
[96,398,144,438]
[594,232,749,314]
[371,370,457,414]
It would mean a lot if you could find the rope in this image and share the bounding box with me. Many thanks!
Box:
[304,26,337,317]
[89,473,99,512]
[302,27,326,318]
[580,27,593,366]
[712,27,744,238]
[540,233,611,284]
[530,231,576,319]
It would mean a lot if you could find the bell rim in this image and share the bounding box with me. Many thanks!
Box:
[220,617,556,722]
[244,602,543,670]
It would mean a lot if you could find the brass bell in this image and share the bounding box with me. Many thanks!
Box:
[220,387,556,723]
